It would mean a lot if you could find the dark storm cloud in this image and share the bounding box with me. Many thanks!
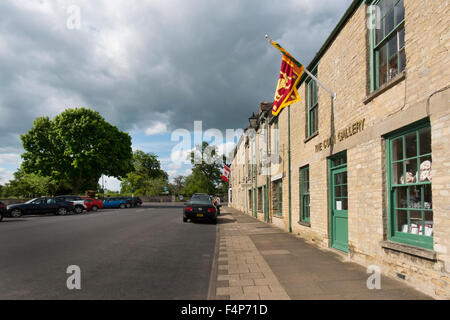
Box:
[0,0,353,151]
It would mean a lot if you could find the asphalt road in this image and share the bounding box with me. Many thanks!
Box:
[0,203,217,299]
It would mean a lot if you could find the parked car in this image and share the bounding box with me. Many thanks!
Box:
[80,197,104,211]
[102,197,128,209]
[54,195,87,214]
[116,197,134,208]
[133,197,143,206]
[6,197,74,217]
[183,193,218,224]
[0,201,6,222]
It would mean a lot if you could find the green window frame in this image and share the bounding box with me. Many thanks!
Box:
[300,166,310,223]
[306,67,318,138]
[370,0,405,91]
[274,118,279,155]
[386,120,433,250]
[273,179,283,216]
[257,187,263,212]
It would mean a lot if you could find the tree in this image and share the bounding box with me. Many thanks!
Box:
[20,108,133,194]
[132,150,167,179]
[1,170,57,198]
[183,142,225,195]
[120,150,169,196]
[183,168,213,195]
[171,175,185,195]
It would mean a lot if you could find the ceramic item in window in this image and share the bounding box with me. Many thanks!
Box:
[420,160,432,182]
[410,223,419,234]
[424,224,433,237]
[400,171,416,184]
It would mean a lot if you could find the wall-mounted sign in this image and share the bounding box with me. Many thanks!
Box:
[315,118,365,152]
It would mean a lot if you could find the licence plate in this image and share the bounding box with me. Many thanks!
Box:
[197,213,203,217]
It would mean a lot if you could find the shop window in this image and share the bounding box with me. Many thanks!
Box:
[371,0,405,90]
[306,67,318,138]
[272,179,283,216]
[257,187,263,212]
[300,166,310,223]
[386,120,433,250]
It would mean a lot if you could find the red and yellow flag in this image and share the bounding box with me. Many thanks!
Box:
[271,42,304,116]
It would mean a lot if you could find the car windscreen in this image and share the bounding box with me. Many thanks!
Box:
[25,198,37,204]
[189,195,211,204]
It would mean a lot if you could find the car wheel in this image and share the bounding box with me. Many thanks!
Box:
[119,203,125,209]
[74,206,83,214]
[183,217,188,222]
[57,207,68,216]
[126,204,131,208]
[0,212,3,222]
[10,209,22,218]
[92,206,98,212]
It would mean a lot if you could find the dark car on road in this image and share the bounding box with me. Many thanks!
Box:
[6,197,74,217]
[183,194,218,224]
[117,196,142,207]
[0,201,6,222]
[54,195,87,214]
[133,197,143,206]
[116,197,134,208]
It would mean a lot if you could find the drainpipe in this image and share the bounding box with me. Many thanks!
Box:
[254,137,257,218]
[265,113,269,223]
[288,105,292,233]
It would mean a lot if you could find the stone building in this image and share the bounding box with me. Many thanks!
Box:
[229,0,449,299]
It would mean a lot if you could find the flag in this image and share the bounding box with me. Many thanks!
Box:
[271,41,304,116]
[221,164,230,182]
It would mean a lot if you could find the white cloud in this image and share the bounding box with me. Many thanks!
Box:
[99,176,122,192]
[0,153,21,165]
[0,167,15,184]
[170,147,192,164]
[145,122,168,136]
[167,162,182,170]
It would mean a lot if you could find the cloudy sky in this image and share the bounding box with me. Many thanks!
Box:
[0,0,352,190]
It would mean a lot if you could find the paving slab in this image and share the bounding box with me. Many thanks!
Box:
[208,206,433,300]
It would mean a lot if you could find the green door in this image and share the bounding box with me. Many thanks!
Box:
[329,154,348,252]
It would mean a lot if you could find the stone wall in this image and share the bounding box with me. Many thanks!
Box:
[230,0,449,298]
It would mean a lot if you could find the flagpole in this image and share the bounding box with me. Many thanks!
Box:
[265,34,336,100]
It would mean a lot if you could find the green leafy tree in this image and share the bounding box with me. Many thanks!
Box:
[183,168,213,195]
[170,175,185,195]
[132,150,167,179]
[20,108,133,194]
[120,150,169,195]
[182,142,226,195]
[1,170,57,198]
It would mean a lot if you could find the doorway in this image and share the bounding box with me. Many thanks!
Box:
[329,152,348,252]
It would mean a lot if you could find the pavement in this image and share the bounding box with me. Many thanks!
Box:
[0,203,216,299]
[210,206,433,300]
[0,202,433,300]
